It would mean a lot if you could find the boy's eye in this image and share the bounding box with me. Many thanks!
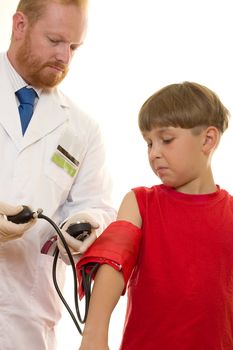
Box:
[162,138,173,144]
[146,141,152,148]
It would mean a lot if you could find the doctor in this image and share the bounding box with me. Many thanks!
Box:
[0,0,116,349]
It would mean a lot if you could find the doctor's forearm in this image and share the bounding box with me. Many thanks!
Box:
[79,264,125,349]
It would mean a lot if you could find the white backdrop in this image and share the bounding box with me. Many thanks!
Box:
[1,1,233,349]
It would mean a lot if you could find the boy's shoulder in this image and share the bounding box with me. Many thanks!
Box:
[132,185,162,204]
[132,184,160,195]
[132,185,233,204]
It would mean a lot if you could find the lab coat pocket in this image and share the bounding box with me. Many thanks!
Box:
[31,254,66,324]
[45,152,78,190]
[45,129,86,185]
[43,127,85,203]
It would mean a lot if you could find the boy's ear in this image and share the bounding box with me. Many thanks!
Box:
[202,126,220,154]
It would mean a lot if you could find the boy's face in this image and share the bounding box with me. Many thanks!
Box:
[143,126,208,192]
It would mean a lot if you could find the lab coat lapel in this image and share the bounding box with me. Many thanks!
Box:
[0,53,70,150]
[0,55,23,147]
[21,89,69,149]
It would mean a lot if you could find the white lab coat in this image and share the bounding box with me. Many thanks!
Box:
[0,53,116,350]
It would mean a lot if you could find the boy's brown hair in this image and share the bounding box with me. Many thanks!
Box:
[139,82,229,134]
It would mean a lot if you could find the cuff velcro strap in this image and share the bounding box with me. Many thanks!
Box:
[76,220,142,297]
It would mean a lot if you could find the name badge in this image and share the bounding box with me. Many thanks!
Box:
[51,126,83,177]
[51,145,79,177]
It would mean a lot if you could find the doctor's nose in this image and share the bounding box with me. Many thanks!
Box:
[55,45,73,65]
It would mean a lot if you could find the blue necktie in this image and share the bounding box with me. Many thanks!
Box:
[15,87,37,135]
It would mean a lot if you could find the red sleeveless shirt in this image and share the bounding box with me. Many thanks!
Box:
[120,185,233,350]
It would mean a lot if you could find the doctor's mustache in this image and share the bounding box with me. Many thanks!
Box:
[43,61,68,74]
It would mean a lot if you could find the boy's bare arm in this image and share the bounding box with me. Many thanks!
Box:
[79,264,125,350]
[79,191,141,349]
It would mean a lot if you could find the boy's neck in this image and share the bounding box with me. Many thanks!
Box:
[175,176,217,195]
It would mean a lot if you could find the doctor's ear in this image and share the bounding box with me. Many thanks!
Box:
[12,12,29,40]
[202,126,220,154]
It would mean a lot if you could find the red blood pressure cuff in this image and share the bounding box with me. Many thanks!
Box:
[76,220,142,297]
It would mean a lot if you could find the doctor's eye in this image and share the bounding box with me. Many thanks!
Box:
[47,36,60,45]
[70,44,80,52]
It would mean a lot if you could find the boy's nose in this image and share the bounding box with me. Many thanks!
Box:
[149,144,161,160]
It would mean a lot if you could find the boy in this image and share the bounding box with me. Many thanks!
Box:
[77,82,233,350]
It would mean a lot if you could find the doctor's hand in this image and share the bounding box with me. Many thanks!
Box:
[0,202,35,243]
[57,211,100,263]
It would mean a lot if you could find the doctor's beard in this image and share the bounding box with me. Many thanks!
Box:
[15,32,69,89]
